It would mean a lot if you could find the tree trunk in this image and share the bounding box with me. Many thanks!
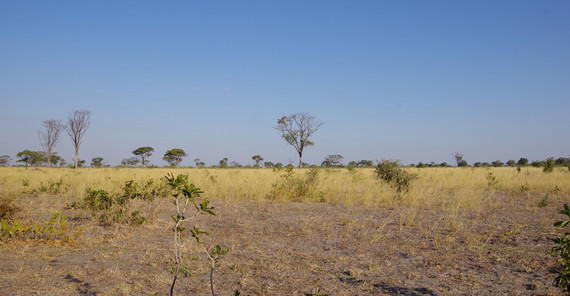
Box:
[298,151,303,169]
[74,150,78,169]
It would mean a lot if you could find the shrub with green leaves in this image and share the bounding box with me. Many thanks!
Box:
[165,173,227,296]
[71,179,168,225]
[551,204,570,294]
[374,160,418,193]
[268,166,321,201]
[0,194,20,220]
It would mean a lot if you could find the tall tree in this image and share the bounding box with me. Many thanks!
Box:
[163,149,187,167]
[132,146,154,167]
[66,110,92,169]
[275,113,323,168]
[38,119,65,167]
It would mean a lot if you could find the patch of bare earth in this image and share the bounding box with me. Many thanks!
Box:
[0,193,564,295]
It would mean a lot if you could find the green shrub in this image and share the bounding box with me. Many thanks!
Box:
[72,179,168,225]
[544,157,555,174]
[374,160,418,193]
[0,194,20,220]
[551,204,570,294]
[268,167,321,201]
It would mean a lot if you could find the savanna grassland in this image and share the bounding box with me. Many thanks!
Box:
[1,166,569,295]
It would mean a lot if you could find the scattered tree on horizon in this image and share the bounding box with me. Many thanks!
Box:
[121,157,140,167]
[193,158,205,167]
[38,119,65,167]
[219,157,228,168]
[163,149,187,167]
[275,112,323,168]
[66,110,92,169]
[252,155,264,167]
[517,158,529,166]
[16,150,47,167]
[0,155,11,166]
[91,157,105,168]
[132,146,154,167]
[321,154,343,167]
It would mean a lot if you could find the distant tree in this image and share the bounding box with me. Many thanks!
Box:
[357,160,374,167]
[555,157,569,166]
[50,154,65,167]
[66,110,92,169]
[544,157,555,173]
[473,162,482,168]
[481,162,490,167]
[453,153,464,167]
[38,119,65,167]
[505,160,516,167]
[229,161,242,168]
[321,154,343,167]
[219,157,228,168]
[121,157,140,167]
[91,157,105,168]
[132,146,154,167]
[517,158,529,166]
[0,155,11,166]
[416,162,426,168]
[77,159,86,168]
[440,162,449,167]
[252,155,264,167]
[193,158,205,168]
[163,149,186,167]
[531,160,544,168]
[457,160,468,167]
[263,161,274,168]
[274,163,283,168]
[16,150,46,167]
[491,160,504,167]
[348,161,358,168]
[275,113,323,168]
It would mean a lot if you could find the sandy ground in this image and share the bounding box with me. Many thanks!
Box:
[0,193,564,295]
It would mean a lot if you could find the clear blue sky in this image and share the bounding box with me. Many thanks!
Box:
[1,1,569,166]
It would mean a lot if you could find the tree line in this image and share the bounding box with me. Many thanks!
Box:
[1,110,567,169]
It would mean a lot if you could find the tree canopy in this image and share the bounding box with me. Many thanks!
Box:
[163,149,187,167]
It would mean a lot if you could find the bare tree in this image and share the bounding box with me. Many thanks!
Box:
[66,110,92,169]
[38,119,65,167]
[275,112,323,168]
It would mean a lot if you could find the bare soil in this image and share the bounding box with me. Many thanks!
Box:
[0,193,564,295]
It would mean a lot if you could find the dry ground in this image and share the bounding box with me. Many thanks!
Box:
[0,190,565,295]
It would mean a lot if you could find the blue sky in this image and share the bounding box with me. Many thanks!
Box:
[1,1,569,166]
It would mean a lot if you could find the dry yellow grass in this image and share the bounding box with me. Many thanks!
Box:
[0,166,567,206]
[1,166,567,295]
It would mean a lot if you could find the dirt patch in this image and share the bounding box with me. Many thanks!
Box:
[0,194,563,295]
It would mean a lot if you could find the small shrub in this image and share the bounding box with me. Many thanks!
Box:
[165,173,226,296]
[544,157,555,174]
[551,204,570,294]
[486,172,498,188]
[536,194,548,208]
[374,160,418,193]
[1,212,76,242]
[268,167,321,200]
[0,194,20,220]
[520,184,530,193]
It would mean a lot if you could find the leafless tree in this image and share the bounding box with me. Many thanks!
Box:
[66,110,92,169]
[453,152,464,166]
[275,112,323,168]
[38,119,65,167]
